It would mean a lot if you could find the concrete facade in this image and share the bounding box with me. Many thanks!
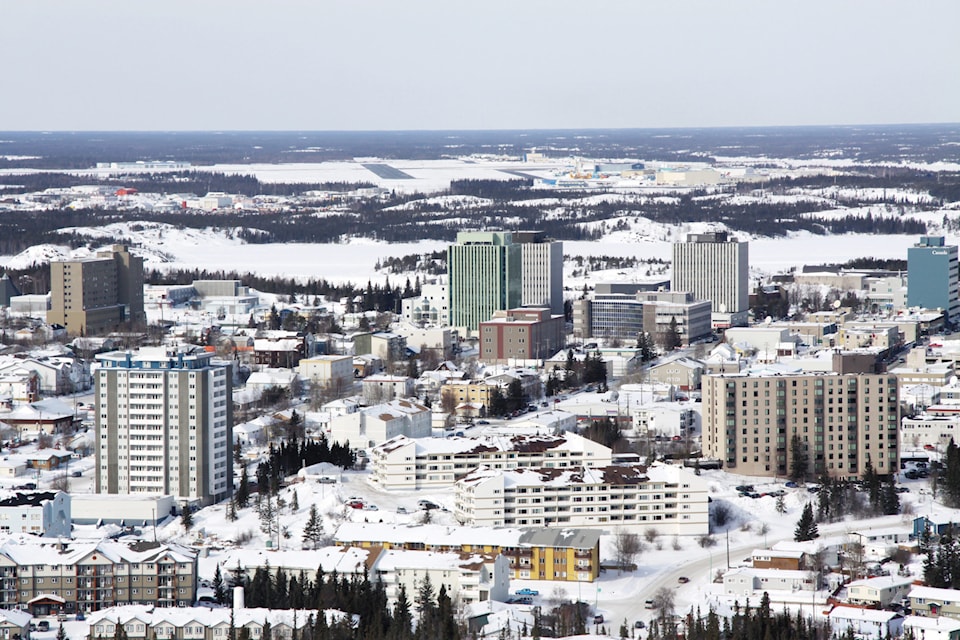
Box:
[702,369,899,479]
[95,348,233,506]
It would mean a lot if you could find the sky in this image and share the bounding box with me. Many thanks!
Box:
[1,0,958,131]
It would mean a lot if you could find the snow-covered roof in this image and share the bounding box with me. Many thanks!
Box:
[337,520,494,545]
[373,430,599,457]
[904,615,960,632]
[828,606,901,623]
[847,575,915,589]
[373,549,496,573]
[87,606,344,630]
[217,546,375,575]
[908,585,960,601]
[0,608,31,627]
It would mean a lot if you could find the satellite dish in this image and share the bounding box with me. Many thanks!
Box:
[833,300,842,309]
[718,303,727,314]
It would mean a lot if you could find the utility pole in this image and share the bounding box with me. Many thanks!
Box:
[726,529,730,569]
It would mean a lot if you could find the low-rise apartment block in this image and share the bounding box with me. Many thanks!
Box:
[454,463,708,534]
[479,308,564,364]
[328,399,431,449]
[0,538,196,613]
[0,490,70,537]
[88,606,328,640]
[369,432,612,490]
[703,368,899,479]
[333,523,602,582]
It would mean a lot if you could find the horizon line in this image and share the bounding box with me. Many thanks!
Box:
[1,122,959,135]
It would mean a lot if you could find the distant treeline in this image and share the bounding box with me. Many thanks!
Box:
[0,171,373,197]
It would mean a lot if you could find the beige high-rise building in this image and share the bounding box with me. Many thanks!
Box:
[48,244,144,336]
[702,370,899,479]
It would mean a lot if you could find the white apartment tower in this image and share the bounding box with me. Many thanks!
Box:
[95,348,233,506]
[514,231,564,316]
[672,232,749,328]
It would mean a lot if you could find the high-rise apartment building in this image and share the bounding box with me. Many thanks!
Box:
[513,231,564,316]
[907,235,960,323]
[671,232,748,328]
[447,231,563,333]
[95,348,233,506]
[702,370,899,479]
[48,244,145,336]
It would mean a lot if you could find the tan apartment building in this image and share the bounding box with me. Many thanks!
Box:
[0,538,196,614]
[702,368,899,479]
[48,245,144,336]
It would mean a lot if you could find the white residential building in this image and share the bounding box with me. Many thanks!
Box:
[828,606,903,639]
[373,549,510,606]
[847,575,915,608]
[454,462,709,533]
[903,615,960,640]
[298,355,354,391]
[361,374,415,404]
[723,567,813,598]
[901,413,960,449]
[329,399,431,449]
[369,432,612,491]
[0,490,70,537]
[87,606,333,640]
[672,231,749,328]
[95,348,232,506]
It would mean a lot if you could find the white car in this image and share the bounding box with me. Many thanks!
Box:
[362,504,379,511]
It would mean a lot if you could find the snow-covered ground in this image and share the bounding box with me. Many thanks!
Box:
[0,221,932,288]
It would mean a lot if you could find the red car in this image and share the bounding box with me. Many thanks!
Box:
[347,500,364,509]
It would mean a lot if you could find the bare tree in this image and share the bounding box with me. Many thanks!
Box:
[651,586,675,623]
[612,528,642,574]
[50,474,71,493]
[644,527,660,545]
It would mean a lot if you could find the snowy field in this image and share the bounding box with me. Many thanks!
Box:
[0,224,930,288]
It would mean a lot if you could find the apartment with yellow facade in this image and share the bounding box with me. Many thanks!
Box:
[333,522,602,582]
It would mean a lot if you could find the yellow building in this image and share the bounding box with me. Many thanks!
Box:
[333,522,602,582]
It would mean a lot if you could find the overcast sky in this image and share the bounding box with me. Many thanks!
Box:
[1,1,958,131]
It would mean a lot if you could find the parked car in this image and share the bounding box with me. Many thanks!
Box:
[38,621,49,632]
[71,470,82,477]
[418,500,439,510]
[593,615,604,625]
[397,506,408,514]
[515,588,539,596]
[785,481,798,488]
[904,470,919,480]
[645,599,655,609]
[476,420,490,425]
[678,576,690,584]
[362,503,379,511]
[76,612,86,621]
[347,500,364,509]
[635,621,646,629]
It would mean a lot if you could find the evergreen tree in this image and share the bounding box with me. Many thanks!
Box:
[302,504,324,549]
[659,317,682,351]
[227,497,238,522]
[794,502,819,541]
[789,434,809,483]
[237,467,251,509]
[291,490,299,513]
[57,625,67,640]
[863,458,881,512]
[213,564,225,604]
[181,506,194,531]
[881,478,901,515]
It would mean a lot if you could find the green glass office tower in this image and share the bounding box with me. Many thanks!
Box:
[448,231,522,332]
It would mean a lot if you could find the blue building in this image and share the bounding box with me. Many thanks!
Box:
[907,236,960,325]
